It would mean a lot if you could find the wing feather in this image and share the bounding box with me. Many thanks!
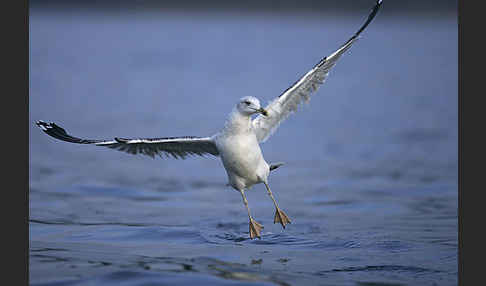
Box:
[36,120,219,159]
[252,0,382,143]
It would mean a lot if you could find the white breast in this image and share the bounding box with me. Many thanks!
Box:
[213,107,271,191]
[215,130,269,191]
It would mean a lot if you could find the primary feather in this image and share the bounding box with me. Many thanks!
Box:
[252,0,382,143]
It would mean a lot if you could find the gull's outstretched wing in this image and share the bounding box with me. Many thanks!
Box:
[252,0,382,143]
[36,120,219,159]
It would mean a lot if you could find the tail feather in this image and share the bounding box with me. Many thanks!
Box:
[270,162,284,172]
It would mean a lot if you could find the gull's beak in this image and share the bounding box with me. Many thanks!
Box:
[258,108,268,116]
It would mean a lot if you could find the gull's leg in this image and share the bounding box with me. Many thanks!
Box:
[263,181,291,229]
[239,189,263,239]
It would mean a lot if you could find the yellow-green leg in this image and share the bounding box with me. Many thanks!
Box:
[239,190,263,239]
[263,181,291,229]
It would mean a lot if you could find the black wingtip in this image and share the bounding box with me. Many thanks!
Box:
[36,120,52,132]
[354,0,383,37]
[36,120,101,144]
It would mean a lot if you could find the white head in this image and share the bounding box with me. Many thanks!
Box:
[236,96,268,117]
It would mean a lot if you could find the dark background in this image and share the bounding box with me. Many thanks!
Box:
[30,0,456,13]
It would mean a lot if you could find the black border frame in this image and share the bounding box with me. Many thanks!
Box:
[20,0,464,285]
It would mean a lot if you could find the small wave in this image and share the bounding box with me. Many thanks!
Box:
[203,230,338,248]
[29,219,153,227]
[356,282,406,286]
[318,265,443,275]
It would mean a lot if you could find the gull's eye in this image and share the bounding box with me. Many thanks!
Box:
[244,101,251,105]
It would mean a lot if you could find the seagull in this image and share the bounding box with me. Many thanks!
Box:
[36,0,382,239]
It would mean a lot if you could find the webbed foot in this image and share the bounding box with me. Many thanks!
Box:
[249,218,264,239]
[274,208,291,229]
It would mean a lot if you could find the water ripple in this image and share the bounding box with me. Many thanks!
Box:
[317,265,443,275]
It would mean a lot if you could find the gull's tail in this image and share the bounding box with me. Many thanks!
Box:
[270,162,284,172]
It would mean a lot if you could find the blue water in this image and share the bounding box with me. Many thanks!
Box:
[29,6,457,286]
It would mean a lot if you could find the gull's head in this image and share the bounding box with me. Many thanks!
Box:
[236,96,268,116]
